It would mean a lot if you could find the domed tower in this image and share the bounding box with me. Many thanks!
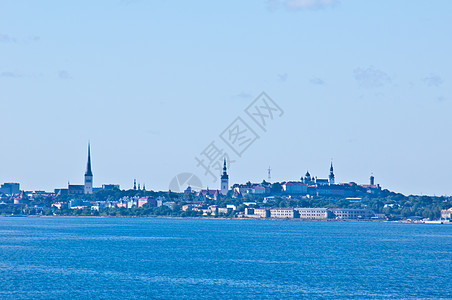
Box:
[329,162,335,185]
[303,171,312,184]
[84,143,93,194]
[220,159,229,196]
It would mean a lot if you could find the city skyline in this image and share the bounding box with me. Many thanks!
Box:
[1,1,451,195]
[3,142,382,195]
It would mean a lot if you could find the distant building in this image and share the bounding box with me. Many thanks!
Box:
[197,189,220,200]
[57,143,98,196]
[282,182,308,194]
[233,182,270,195]
[329,162,335,184]
[302,171,314,185]
[270,208,299,219]
[233,184,253,195]
[244,208,270,218]
[68,185,84,195]
[301,163,340,187]
[84,143,93,194]
[441,208,452,220]
[295,207,331,220]
[330,208,374,219]
[220,159,229,196]
[251,185,266,194]
[102,184,120,190]
[315,178,329,186]
[54,188,68,196]
[0,183,20,195]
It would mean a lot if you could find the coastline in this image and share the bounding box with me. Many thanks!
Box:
[2,214,447,224]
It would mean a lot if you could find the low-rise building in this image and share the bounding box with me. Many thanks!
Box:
[270,208,299,219]
[68,185,84,195]
[295,207,330,220]
[217,207,230,215]
[102,184,120,190]
[226,204,237,211]
[244,207,270,218]
[330,208,374,219]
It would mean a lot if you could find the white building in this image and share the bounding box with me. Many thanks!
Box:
[330,208,374,219]
[270,208,298,219]
[295,207,329,220]
[244,208,270,218]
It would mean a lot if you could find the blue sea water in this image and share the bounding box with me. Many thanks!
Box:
[0,217,451,299]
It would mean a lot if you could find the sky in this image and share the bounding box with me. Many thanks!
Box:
[1,0,451,196]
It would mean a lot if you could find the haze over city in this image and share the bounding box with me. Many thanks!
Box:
[1,0,451,195]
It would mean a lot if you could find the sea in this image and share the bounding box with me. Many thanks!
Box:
[0,217,451,299]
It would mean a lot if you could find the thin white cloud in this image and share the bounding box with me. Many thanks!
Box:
[285,0,339,10]
[353,66,391,88]
[58,70,72,80]
[267,0,339,11]
[310,78,325,85]
[0,34,16,43]
[235,92,252,99]
[278,73,288,82]
[422,74,443,87]
[0,71,21,78]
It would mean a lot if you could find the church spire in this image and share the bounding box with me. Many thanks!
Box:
[85,143,93,177]
[221,158,228,179]
[84,143,93,194]
[329,161,335,184]
[220,158,229,195]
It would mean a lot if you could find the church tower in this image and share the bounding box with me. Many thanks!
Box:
[220,159,229,196]
[329,162,335,185]
[84,143,93,194]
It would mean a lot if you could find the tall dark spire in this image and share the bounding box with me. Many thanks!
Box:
[85,143,93,177]
[329,161,335,184]
[221,158,229,180]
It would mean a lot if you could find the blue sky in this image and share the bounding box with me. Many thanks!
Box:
[1,0,451,195]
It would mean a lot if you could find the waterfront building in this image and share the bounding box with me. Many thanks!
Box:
[295,207,330,220]
[329,208,374,219]
[220,159,229,195]
[440,208,452,220]
[244,207,270,218]
[270,208,299,219]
